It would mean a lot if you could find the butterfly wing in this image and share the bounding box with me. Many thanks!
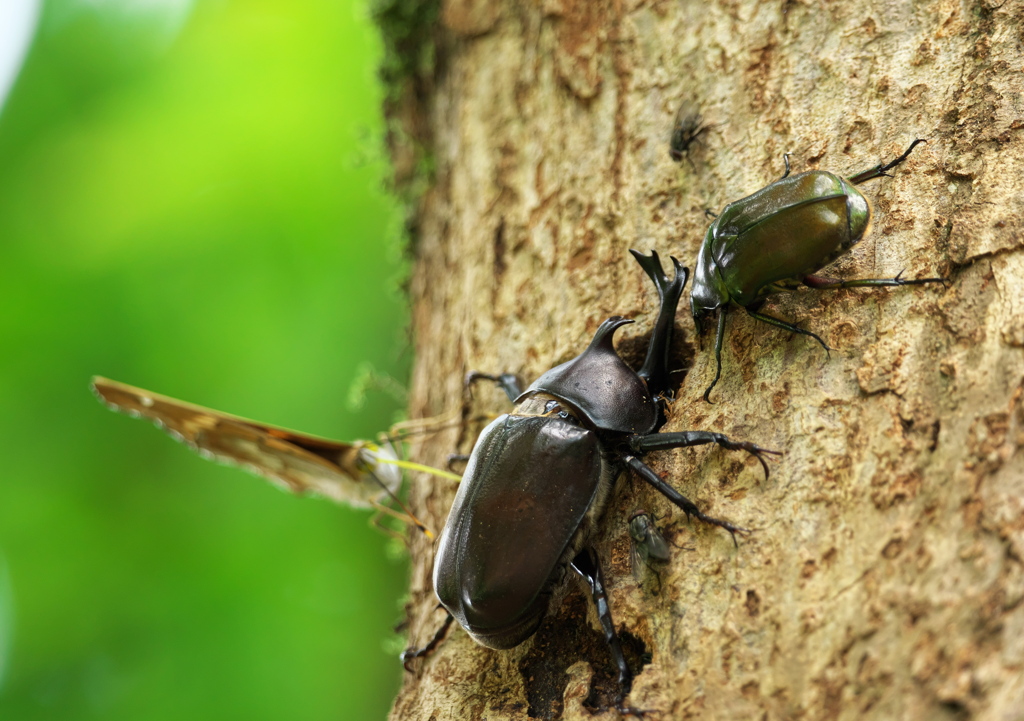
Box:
[91,376,400,508]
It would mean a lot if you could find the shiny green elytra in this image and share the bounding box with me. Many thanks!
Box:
[691,139,944,402]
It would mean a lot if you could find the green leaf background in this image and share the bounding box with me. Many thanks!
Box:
[0,1,412,718]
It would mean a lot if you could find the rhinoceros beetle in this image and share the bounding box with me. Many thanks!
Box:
[690,139,945,402]
[416,249,778,713]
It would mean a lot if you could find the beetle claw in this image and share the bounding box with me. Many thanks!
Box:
[446,453,469,472]
[849,138,927,184]
[693,509,749,543]
[747,445,782,481]
[741,447,772,480]
[890,270,948,289]
[809,330,833,353]
[464,371,522,402]
[400,611,454,672]
[712,437,781,481]
[724,523,752,548]
[778,152,792,180]
[686,511,748,546]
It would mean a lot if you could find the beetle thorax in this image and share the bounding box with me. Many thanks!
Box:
[512,393,577,420]
[517,316,659,435]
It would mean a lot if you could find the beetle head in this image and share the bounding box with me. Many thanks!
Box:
[517,316,659,435]
[690,224,730,329]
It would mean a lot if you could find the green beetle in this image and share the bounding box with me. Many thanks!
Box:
[690,139,944,402]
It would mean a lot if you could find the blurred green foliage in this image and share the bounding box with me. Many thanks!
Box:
[0,1,413,719]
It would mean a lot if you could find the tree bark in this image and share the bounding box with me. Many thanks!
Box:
[382,0,1024,718]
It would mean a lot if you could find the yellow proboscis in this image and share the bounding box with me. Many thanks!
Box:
[378,457,462,482]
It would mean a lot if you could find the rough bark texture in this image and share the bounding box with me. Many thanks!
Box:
[383,0,1024,718]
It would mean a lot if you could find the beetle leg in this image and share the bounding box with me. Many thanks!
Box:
[456,373,522,458]
[847,138,927,184]
[629,431,781,481]
[464,371,523,402]
[745,309,834,354]
[446,453,470,472]
[570,548,647,717]
[778,152,792,180]
[622,455,749,546]
[802,271,946,290]
[400,609,455,672]
[630,249,688,398]
[702,307,729,404]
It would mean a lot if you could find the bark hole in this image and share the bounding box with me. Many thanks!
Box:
[518,591,650,719]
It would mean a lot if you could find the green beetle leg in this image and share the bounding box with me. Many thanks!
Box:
[745,308,834,354]
[777,152,792,180]
[802,269,946,290]
[848,138,927,185]
[703,307,729,403]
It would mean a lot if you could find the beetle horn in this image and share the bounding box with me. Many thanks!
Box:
[588,316,635,351]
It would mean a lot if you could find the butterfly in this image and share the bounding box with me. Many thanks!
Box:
[91,376,458,537]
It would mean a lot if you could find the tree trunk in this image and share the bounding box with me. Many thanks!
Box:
[381,0,1024,718]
